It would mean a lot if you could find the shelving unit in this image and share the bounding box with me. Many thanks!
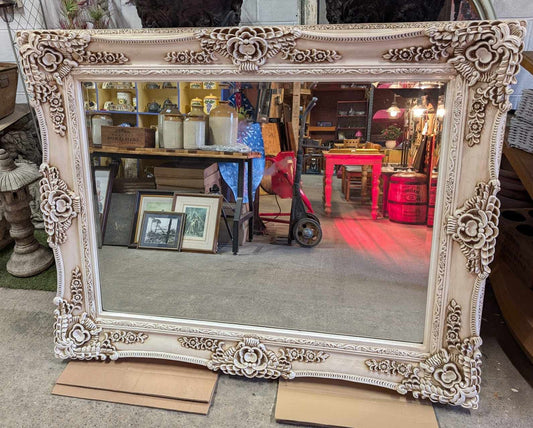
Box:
[336,100,368,140]
[84,81,224,129]
[308,83,372,142]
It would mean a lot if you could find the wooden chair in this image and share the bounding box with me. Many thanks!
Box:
[342,165,371,201]
[338,142,382,202]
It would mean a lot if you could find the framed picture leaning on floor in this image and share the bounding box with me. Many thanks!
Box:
[138,211,186,251]
[172,193,222,253]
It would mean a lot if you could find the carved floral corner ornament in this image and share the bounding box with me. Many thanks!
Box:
[446,179,500,277]
[366,300,481,409]
[39,164,80,247]
[165,26,341,72]
[55,267,148,360]
[17,30,128,136]
[178,336,329,379]
[383,21,525,146]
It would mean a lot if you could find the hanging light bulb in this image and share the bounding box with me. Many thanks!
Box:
[387,94,401,118]
[412,98,426,118]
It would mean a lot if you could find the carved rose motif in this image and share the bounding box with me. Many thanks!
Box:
[234,343,269,377]
[165,26,341,72]
[433,362,462,388]
[383,21,525,146]
[17,30,128,136]
[366,300,482,409]
[465,41,499,73]
[38,47,64,72]
[227,27,269,69]
[454,209,498,249]
[68,322,92,346]
[447,180,500,276]
[39,165,80,246]
[41,189,75,224]
[179,336,328,379]
[55,267,148,360]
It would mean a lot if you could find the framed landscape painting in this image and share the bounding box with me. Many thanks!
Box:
[172,194,222,253]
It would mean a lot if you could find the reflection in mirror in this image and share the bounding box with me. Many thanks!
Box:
[85,80,447,343]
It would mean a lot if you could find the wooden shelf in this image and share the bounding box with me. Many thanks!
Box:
[0,104,30,132]
[91,146,262,160]
[309,126,336,132]
[522,51,533,75]
[503,140,533,199]
[337,127,366,130]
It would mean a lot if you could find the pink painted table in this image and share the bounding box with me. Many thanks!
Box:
[323,151,385,219]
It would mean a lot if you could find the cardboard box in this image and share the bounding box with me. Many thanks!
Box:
[275,378,438,428]
[101,126,155,148]
[53,359,218,414]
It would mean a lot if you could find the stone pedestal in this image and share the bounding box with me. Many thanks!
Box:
[1,187,54,277]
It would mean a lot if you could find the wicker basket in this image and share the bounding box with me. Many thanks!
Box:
[509,116,533,154]
[515,89,533,124]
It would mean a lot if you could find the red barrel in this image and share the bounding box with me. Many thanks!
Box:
[388,172,427,224]
[427,172,438,227]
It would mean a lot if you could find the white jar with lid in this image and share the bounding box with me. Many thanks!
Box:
[208,101,238,146]
[158,107,184,149]
[91,113,113,147]
[183,99,206,149]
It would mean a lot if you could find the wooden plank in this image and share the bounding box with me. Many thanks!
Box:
[261,122,282,156]
[285,121,297,153]
[90,146,261,159]
[503,141,533,199]
[309,126,336,132]
[491,260,533,362]
[522,51,533,75]
[291,82,301,149]
[0,104,30,132]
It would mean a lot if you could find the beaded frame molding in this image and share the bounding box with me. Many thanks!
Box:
[17,21,525,409]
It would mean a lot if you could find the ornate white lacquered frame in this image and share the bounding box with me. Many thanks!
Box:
[17,21,526,409]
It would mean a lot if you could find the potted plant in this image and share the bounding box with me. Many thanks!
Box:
[381,125,402,149]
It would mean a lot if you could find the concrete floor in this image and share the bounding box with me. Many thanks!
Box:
[0,284,532,427]
[99,175,431,342]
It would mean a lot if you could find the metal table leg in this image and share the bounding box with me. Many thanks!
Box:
[233,160,244,254]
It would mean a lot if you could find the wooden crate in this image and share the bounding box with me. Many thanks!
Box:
[154,165,221,193]
[101,126,155,148]
[0,63,18,120]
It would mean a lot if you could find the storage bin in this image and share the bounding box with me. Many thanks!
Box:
[515,89,533,124]
[508,116,533,154]
[0,63,18,120]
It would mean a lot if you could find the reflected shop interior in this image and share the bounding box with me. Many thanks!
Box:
[84,80,447,343]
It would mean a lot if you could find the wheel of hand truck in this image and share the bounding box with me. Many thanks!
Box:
[293,218,322,248]
[305,213,321,224]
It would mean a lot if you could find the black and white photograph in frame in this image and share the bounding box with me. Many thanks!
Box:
[138,211,186,251]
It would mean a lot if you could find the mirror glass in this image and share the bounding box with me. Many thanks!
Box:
[83,80,447,343]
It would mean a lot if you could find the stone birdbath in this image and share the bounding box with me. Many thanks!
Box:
[0,149,53,277]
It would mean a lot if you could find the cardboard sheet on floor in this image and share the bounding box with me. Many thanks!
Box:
[52,359,218,414]
[275,378,438,428]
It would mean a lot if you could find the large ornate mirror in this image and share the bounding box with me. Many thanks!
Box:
[19,20,525,409]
